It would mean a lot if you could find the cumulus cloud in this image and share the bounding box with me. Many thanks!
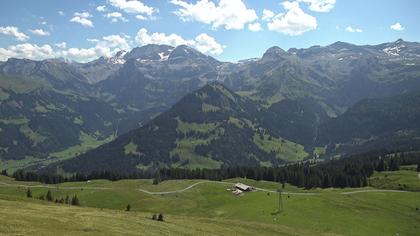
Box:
[96,5,107,12]
[105,12,128,22]
[62,34,131,62]
[345,26,363,33]
[55,42,67,49]
[70,12,94,28]
[390,22,404,31]
[267,1,317,36]
[135,15,146,20]
[0,43,55,61]
[194,33,225,55]
[0,33,133,62]
[298,0,336,12]
[0,26,29,41]
[108,0,155,16]
[170,0,257,30]
[135,28,225,55]
[248,22,262,32]
[29,29,50,36]
[262,9,274,21]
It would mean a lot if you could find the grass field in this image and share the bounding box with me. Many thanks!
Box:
[1,170,420,235]
[369,169,420,191]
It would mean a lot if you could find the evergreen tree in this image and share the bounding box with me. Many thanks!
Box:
[126,204,131,211]
[71,195,80,206]
[417,163,420,172]
[26,188,32,198]
[65,195,70,204]
[152,214,157,220]
[157,213,164,221]
[46,190,53,202]
[376,159,386,172]
[389,158,400,171]
[1,169,7,176]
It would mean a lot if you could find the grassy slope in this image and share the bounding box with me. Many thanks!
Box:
[1,174,420,235]
[0,196,295,236]
[0,132,114,173]
[369,169,420,191]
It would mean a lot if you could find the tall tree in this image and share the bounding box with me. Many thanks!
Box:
[71,195,80,206]
[46,190,53,202]
[126,204,131,211]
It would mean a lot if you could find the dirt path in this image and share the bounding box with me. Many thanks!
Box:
[0,181,411,196]
[341,189,408,195]
[0,181,111,190]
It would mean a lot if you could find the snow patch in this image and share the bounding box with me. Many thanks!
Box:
[383,45,406,57]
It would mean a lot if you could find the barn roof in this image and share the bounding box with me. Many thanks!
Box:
[234,183,251,190]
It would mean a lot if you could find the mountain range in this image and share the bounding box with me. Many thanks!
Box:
[1,39,420,172]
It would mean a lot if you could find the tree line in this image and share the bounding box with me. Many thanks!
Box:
[4,150,420,189]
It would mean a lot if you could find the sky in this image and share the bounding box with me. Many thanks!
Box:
[0,0,419,62]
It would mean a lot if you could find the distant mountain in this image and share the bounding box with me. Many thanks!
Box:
[2,40,420,172]
[222,39,420,115]
[50,83,309,173]
[318,90,420,156]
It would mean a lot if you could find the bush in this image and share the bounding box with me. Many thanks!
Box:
[152,214,157,220]
[26,188,32,198]
[126,204,131,211]
[158,213,164,221]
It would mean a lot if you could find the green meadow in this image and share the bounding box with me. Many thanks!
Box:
[0,170,419,235]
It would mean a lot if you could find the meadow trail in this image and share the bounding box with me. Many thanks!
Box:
[0,180,411,196]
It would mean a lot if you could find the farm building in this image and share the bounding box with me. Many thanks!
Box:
[234,183,253,192]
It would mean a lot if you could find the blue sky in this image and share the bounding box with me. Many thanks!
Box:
[0,0,419,62]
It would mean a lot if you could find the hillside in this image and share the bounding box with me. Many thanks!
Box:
[51,83,309,173]
[318,90,420,156]
[2,40,420,171]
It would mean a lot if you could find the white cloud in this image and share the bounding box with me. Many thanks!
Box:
[267,1,317,36]
[62,34,131,62]
[0,26,29,41]
[58,11,64,16]
[55,42,67,49]
[345,26,363,33]
[170,0,257,30]
[135,15,146,20]
[135,28,225,55]
[136,28,193,47]
[262,9,274,21]
[298,0,336,12]
[0,43,56,61]
[248,22,262,32]
[108,0,155,16]
[102,35,130,50]
[87,38,99,43]
[105,12,128,22]
[194,33,225,55]
[29,29,50,36]
[390,22,404,31]
[96,5,107,12]
[0,33,132,62]
[70,12,94,28]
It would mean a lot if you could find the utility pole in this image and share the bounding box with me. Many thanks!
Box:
[277,188,283,213]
